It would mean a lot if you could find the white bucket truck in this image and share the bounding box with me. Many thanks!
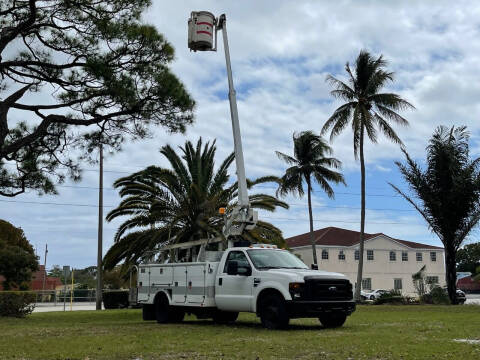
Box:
[137,244,355,329]
[131,12,356,329]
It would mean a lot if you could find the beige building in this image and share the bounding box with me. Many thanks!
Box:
[286,227,445,296]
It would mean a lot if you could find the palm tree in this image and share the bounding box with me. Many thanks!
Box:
[391,126,480,304]
[321,50,413,300]
[276,131,345,265]
[104,138,288,270]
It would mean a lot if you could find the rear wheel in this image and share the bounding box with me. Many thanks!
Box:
[370,295,375,300]
[170,307,185,322]
[259,294,289,330]
[142,304,156,321]
[319,313,347,328]
[155,293,171,323]
[212,310,238,324]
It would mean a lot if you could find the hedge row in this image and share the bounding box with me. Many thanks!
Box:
[0,291,36,317]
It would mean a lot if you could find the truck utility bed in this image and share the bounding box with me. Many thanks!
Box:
[138,262,220,307]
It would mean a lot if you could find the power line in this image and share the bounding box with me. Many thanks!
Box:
[0,197,419,218]
[261,216,412,225]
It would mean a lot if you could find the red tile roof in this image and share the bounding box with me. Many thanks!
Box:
[285,226,443,250]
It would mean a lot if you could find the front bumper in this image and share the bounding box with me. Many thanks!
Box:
[286,300,356,318]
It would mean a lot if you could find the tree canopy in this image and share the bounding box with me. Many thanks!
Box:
[391,126,480,303]
[322,50,413,300]
[0,219,38,289]
[276,131,344,264]
[457,242,480,274]
[104,138,288,270]
[0,0,195,197]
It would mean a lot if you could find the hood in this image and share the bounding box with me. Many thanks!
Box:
[262,268,349,282]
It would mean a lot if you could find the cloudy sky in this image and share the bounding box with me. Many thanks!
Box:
[3,0,480,269]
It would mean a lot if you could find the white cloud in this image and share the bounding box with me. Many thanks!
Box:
[4,0,480,267]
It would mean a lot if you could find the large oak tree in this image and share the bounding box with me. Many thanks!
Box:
[0,0,195,197]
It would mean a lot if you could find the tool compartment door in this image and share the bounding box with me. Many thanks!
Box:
[186,264,206,304]
[150,266,173,288]
[172,266,187,303]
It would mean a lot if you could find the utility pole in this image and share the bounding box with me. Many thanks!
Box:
[42,243,48,292]
[96,144,103,310]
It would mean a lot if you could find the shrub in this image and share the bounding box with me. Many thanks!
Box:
[0,291,36,317]
[374,290,409,305]
[103,290,129,309]
[421,286,450,305]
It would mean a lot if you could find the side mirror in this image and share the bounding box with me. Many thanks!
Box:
[237,266,252,276]
[311,263,318,270]
[227,260,238,275]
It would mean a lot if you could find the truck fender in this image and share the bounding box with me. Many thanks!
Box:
[253,282,292,313]
[152,289,172,305]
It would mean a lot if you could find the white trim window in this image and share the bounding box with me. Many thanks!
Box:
[321,249,329,260]
[394,278,403,290]
[362,278,372,290]
[402,252,408,261]
[367,250,374,261]
[355,249,359,261]
[416,252,423,261]
[426,276,439,285]
[338,250,345,261]
[389,251,396,261]
[430,252,437,262]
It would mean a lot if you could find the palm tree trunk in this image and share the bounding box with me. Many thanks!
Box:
[307,178,318,265]
[445,244,458,304]
[355,125,366,302]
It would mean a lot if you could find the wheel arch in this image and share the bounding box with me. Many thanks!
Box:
[255,287,286,315]
[153,289,172,305]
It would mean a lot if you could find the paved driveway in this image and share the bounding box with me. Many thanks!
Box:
[465,294,480,305]
[33,302,103,312]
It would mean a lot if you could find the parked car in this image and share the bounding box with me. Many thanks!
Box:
[366,289,388,300]
[442,287,466,304]
[360,290,370,300]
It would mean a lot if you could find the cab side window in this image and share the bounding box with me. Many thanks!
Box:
[223,251,250,273]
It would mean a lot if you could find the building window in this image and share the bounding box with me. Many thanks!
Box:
[394,278,403,290]
[430,252,437,262]
[402,252,408,261]
[362,278,372,290]
[389,251,396,261]
[416,252,423,261]
[426,276,439,285]
[322,249,329,260]
[338,250,345,261]
[367,250,374,261]
[355,250,359,260]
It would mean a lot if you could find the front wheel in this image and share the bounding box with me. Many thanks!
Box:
[319,313,347,328]
[370,295,375,300]
[259,294,289,330]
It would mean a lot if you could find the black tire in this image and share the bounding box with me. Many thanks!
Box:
[212,310,239,324]
[259,294,289,330]
[170,307,186,322]
[155,293,171,323]
[319,313,347,328]
[142,304,156,321]
[370,295,375,300]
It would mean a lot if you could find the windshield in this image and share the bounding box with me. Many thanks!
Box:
[247,249,309,270]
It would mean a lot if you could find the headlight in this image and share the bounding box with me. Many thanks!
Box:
[289,282,304,299]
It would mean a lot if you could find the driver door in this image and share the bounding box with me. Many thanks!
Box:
[215,251,254,312]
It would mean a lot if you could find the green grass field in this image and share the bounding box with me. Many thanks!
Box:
[1,305,479,359]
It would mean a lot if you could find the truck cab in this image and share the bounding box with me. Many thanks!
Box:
[137,245,355,329]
